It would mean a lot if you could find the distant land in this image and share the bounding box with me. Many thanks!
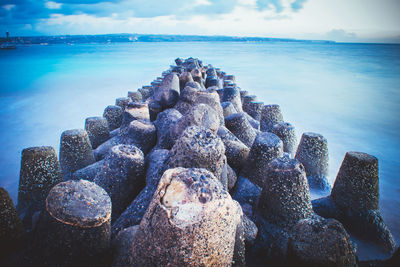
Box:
[0,33,335,45]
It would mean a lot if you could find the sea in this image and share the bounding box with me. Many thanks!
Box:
[0,41,399,260]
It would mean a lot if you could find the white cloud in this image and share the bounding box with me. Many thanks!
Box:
[2,4,16,11]
[45,1,62,10]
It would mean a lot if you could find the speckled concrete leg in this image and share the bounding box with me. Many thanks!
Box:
[103,105,123,131]
[246,101,264,121]
[222,86,243,113]
[260,104,283,132]
[271,122,297,158]
[225,112,257,147]
[59,129,95,180]
[85,117,110,149]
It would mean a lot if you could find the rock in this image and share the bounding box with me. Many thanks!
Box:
[138,87,152,100]
[153,73,180,109]
[122,102,150,126]
[129,168,241,266]
[244,112,260,130]
[103,105,123,131]
[225,112,257,147]
[154,108,182,149]
[171,104,220,141]
[17,146,63,229]
[94,144,145,219]
[167,126,227,189]
[115,97,130,110]
[217,126,250,171]
[260,104,283,132]
[34,180,111,266]
[93,135,123,161]
[111,225,139,267]
[258,157,313,229]
[111,149,170,236]
[240,132,283,187]
[240,90,249,102]
[233,204,246,267]
[227,164,238,191]
[242,95,258,113]
[148,100,163,121]
[175,57,183,66]
[287,216,357,267]
[242,214,258,246]
[222,86,243,113]
[85,116,110,149]
[231,177,262,209]
[224,74,236,82]
[123,119,156,154]
[0,188,25,258]
[221,101,237,118]
[246,101,264,121]
[295,132,330,190]
[271,122,297,158]
[59,129,96,180]
[127,91,143,103]
[72,160,104,181]
[195,90,224,125]
[179,71,194,90]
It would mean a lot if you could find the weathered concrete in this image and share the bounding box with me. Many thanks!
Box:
[85,116,110,149]
[260,104,283,132]
[225,112,257,147]
[271,121,297,157]
[103,105,123,131]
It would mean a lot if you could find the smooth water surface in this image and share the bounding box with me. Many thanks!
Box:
[1,42,399,259]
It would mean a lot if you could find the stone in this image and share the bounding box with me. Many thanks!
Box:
[72,160,104,182]
[271,122,297,158]
[221,101,237,118]
[111,149,170,236]
[127,91,143,103]
[123,119,156,154]
[225,112,257,147]
[59,129,95,180]
[179,71,194,90]
[34,180,111,265]
[103,105,123,131]
[167,126,228,189]
[227,164,238,191]
[111,225,139,267]
[17,146,63,229]
[258,157,313,229]
[94,144,145,219]
[153,73,180,109]
[170,104,220,141]
[93,135,123,161]
[175,57,184,66]
[242,95,258,113]
[244,112,260,130]
[85,116,110,149]
[0,188,25,258]
[231,177,262,209]
[122,102,150,126]
[129,168,241,266]
[115,97,130,110]
[246,101,264,121]
[287,216,357,267]
[154,108,182,149]
[260,104,283,132]
[240,90,249,102]
[148,100,163,121]
[217,126,250,171]
[295,132,329,190]
[222,86,243,113]
[224,74,236,82]
[138,87,152,100]
[242,214,258,246]
[240,132,283,187]
[195,90,224,125]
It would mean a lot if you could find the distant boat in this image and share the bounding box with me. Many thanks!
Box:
[0,43,17,50]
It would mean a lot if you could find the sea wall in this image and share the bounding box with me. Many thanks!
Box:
[0,57,398,266]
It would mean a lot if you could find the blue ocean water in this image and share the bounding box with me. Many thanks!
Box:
[0,42,399,259]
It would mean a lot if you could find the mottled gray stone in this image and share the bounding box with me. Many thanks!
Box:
[103,105,123,131]
[93,135,123,161]
[217,126,250,171]
[85,116,110,149]
[271,121,297,157]
[35,180,111,265]
[260,104,283,132]
[242,95,258,113]
[240,132,283,187]
[244,112,260,130]
[129,168,241,266]
[0,188,25,257]
[153,73,180,109]
[295,132,329,190]
[72,159,104,182]
[240,90,249,102]
[179,71,194,90]
[221,101,237,118]
[17,146,63,229]
[231,177,262,209]
[59,129,95,180]
[246,101,264,121]
[167,126,227,189]
[154,108,182,149]
[122,102,150,126]
[225,112,257,147]
[115,97,130,110]
[123,119,156,154]
[111,225,139,267]
[127,91,143,103]
[94,144,145,219]
[287,216,357,267]
[227,164,238,191]
[222,86,243,113]
[224,74,236,82]
[258,157,313,229]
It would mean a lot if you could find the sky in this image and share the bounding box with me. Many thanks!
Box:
[0,0,399,43]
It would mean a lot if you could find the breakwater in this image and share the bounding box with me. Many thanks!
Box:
[0,57,398,266]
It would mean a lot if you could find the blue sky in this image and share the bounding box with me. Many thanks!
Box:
[1,0,399,42]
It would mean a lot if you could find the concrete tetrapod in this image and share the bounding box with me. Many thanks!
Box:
[59,129,95,180]
[260,104,283,132]
[18,146,63,229]
[103,105,123,131]
[225,112,257,148]
[313,151,397,253]
[85,116,110,149]
[34,180,111,266]
[295,132,329,190]
[271,122,297,158]
[129,168,241,266]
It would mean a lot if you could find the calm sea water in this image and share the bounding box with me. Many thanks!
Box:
[1,42,399,259]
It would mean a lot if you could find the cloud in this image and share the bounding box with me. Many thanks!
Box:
[45,2,62,10]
